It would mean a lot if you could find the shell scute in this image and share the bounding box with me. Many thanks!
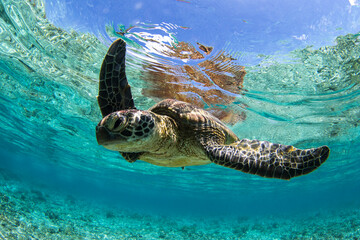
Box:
[149,99,238,143]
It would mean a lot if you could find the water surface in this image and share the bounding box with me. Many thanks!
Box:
[0,0,360,238]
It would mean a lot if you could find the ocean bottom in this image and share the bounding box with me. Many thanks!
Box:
[0,168,359,240]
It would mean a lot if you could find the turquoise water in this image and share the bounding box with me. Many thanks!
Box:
[0,0,360,238]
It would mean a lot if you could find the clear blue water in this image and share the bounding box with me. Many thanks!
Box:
[0,0,360,238]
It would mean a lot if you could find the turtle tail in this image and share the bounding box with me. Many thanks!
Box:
[205,139,329,180]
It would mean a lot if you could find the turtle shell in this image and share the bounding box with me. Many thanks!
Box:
[149,99,239,145]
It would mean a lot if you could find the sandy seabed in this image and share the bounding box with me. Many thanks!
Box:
[0,169,359,240]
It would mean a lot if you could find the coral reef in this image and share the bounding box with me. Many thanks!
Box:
[0,169,359,239]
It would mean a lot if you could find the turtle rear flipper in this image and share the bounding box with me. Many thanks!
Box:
[98,38,135,117]
[205,139,329,180]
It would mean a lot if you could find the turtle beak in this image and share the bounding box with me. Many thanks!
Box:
[96,112,127,146]
[96,121,128,146]
[96,125,112,145]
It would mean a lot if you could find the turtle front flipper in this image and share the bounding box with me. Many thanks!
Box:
[121,152,143,163]
[97,39,139,162]
[205,139,329,180]
[98,38,135,117]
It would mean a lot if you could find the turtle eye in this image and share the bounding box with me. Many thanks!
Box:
[113,118,122,129]
[112,115,126,131]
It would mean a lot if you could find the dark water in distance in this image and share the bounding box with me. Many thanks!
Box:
[0,0,360,238]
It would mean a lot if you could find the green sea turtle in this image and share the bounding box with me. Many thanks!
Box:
[96,39,330,180]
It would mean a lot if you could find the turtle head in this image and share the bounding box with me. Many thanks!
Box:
[96,110,156,151]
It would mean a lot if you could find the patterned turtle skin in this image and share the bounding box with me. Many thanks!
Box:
[96,39,330,180]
